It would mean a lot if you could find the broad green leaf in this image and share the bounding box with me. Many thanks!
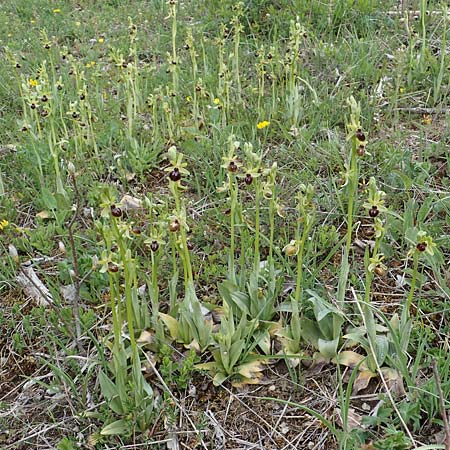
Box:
[375,335,389,367]
[318,337,339,358]
[213,372,228,386]
[195,361,220,373]
[301,318,320,347]
[100,419,130,436]
[218,281,249,316]
[159,313,180,340]
[256,329,271,355]
[99,370,118,402]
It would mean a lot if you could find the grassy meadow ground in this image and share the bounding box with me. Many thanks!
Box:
[0,0,449,449]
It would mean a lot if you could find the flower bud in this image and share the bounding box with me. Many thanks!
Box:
[169,219,180,232]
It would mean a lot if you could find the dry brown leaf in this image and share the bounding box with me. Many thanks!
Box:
[119,194,142,210]
[334,407,363,432]
[333,351,368,370]
[381,367,405,396]
[36,210,51,219]
[353,369,377,394]
[306,353,330,376]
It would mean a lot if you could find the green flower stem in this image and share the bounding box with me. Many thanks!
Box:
[364,236,382,304]
[406,251,420,319]
[345,138,358,253]
[233,18,241,103]
[268,195,275,265]
[254,184,262,271]
[48,124,65,196]
[173,183,194,285]
[228,174,237,280]
[294,218,311,305]
[109,273,122,349]
[123,254,137,350]
[150,251,159,313]
[170,1,179,99]
[338,137,359,308]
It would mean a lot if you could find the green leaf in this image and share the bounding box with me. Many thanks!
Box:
[99,370,118,402]
[318,337,339,358]
[213,372,228,386]
[218,281,249,316]
[40,187,58,210]
[301,318,321,347]
[100,419,130,436]
[159,313,180,341]
[374,335,389,367]
[99,369,124,415]
[57,438,77,450]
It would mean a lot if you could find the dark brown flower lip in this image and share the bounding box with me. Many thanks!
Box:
[110,204,122,218]
[244,173,253,185]
[369,206,379,218]
[228,161,238,173]
[416,242,427,252]
[169,167,181,182]
[355,129,366,142]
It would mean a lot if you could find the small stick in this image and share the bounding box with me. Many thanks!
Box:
[432,359,450,450]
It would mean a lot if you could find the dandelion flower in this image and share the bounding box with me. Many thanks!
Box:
[98,37,104,43]
[0,219,9,231]
[213,98,220,105]
[28,79,38,87]
[256,120,270,130]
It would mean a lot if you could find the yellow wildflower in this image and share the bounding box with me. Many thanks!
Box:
[213,98,220,105]
[29,79,38,87]
[53,8,61,13]
[256,120,270,130]
[0,219,9,231]
[98,37,104,43]
[422,114,432,125]
[185,96,192,102]
[75,21,81,27]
